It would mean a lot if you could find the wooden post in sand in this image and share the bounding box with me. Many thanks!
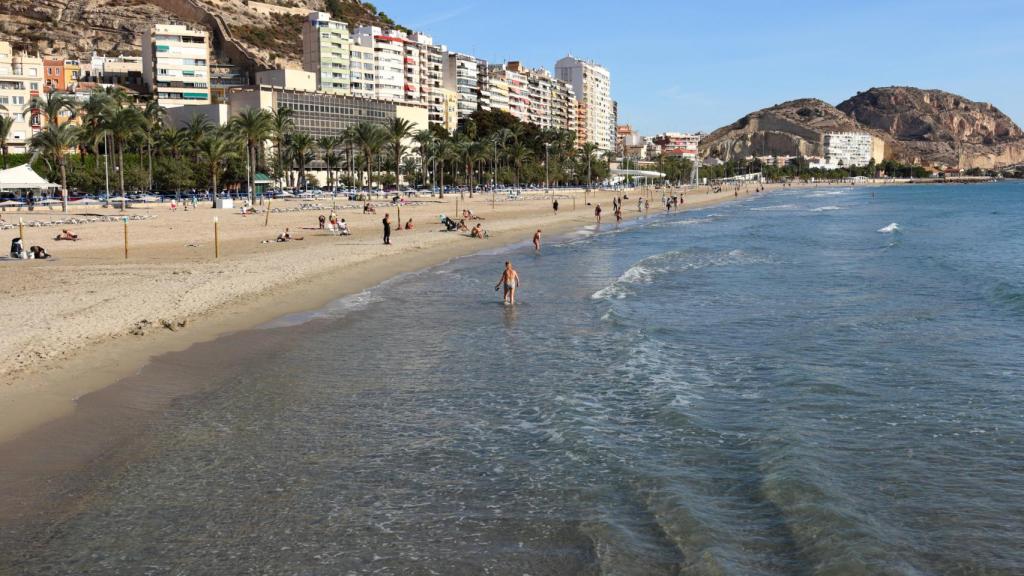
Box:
[213,216,220,258]
[492,191,495,211]
[455,197,459,218]
[122,216,129,259]
[18,217,24,242]
[396,205,401,233]
[264,199,271,227]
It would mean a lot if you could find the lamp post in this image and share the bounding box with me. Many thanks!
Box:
[544,142,551,197]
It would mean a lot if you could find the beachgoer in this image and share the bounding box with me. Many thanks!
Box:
[457,219,469,232]
[318,214,326,229]
[533,229,542,252]
[29,245,50,259]
[470,223,485,239]
[382,213,392,245]
[495,261,520,305]
[55,229,78,241]
[644,199,650,212]
[337,219,351,236]
[329,210,338,231]
[595,204,602,223]
[276,227,304,242]
[405,218,414,230]
[615,207,623,223]
[553,199,559,213]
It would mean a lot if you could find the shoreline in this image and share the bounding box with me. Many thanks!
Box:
[0,179,908,443]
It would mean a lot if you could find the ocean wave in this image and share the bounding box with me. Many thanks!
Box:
[751,204,800,212]
[810,206,843,212]
[591,249,775,301]
[878,223,901,234]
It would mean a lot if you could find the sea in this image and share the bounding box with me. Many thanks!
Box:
[2,182,1023,575]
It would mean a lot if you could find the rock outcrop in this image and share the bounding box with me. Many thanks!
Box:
[701,87,1024,169]
[0,0,400,68]
[837,87,1024,169]
[700,98,892,162]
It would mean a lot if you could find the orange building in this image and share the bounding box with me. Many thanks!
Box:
[43,58,65,92]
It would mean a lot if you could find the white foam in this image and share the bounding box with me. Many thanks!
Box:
[810,206,843,212]
[750,204,799,211]
[878,223,901,234]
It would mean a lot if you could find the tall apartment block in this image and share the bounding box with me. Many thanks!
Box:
[555,55,614,151]
[141,24,211,106]
[443,52,484,122]
[0,41,43,154]
[487,62,578,134]
[302,12,352,95]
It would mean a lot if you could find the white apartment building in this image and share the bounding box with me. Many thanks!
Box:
[302,12,353,95]
[0,41,43,154]
[555,55,614,151]
[487,64,528,122]
[353,26,406,103]
[142,24,211,107]
[348,39,376,100]
[823,132,873,167]
[651,132,702,160]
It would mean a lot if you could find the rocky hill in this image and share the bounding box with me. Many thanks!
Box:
[0,0,402,68]
[702,88,1024,169]
[700,98,894,162]
[837,87,1024,169]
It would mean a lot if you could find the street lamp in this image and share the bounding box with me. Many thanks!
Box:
[544,142,552,196]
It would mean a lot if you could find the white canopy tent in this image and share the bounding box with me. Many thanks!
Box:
[0,164,60,195]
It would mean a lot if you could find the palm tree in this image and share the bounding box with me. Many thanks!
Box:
[142,100,166,192]
[29,91,77,126]
[104,106,145,203]
[230,108,273,203]
[352,122,387,193]
[183,112,212,167]
[0,112,15,169]
[288,132,314,191]
[412,130,434,188]
[196,132,238,207]
[29,123,79,212]
[317,135,339,191]
[508,142,532,191]
[270,105,295,189]
[580,142,601,198]
[386,117,415,190]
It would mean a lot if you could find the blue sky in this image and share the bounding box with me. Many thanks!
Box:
[377,0,1024,134]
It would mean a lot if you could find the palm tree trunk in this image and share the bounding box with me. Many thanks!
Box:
[118,142,126,210]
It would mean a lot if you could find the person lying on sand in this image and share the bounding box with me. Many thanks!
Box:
[55,229,78,241]
[405,218,414,230]
[363,203,377,214]
[276,228,304,242]
[29,245,51,259]
[457,219,469,232]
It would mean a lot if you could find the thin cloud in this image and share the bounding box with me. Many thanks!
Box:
[411,4,477,29]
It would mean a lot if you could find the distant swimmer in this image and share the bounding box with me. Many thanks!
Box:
[495,261,521,305]
[533,229,542,252]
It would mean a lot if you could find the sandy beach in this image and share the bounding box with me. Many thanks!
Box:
[0,181,851,441]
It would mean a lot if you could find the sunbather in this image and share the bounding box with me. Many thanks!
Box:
[55,229,78,241]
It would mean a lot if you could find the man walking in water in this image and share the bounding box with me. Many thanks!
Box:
[533,229,542,252]
[595,204,602,224]
[495,261,520,305]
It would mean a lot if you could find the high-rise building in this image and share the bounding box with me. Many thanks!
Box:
[555,55,613,151]
[443,52,484,123]
[302,12,353,95]
[0,41,42,153]
[142,24,212,107]
[353,26,406,103]
[823,132,883,167]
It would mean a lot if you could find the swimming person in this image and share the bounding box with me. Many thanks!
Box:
[495,261,520,305]
[533,229,542,252]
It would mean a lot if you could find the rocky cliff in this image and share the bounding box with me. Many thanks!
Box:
[700,98,892,162]
[837,87,1024,169]
[702,87,1024,169]
[0,0,400,68]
